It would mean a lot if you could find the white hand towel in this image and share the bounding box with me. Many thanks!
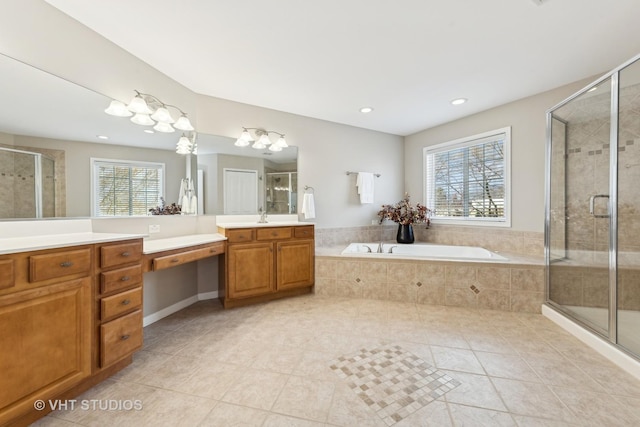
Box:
[301,193,316,219]
[182,194,190,214]
[356,172,374,204]
[189,194,198,215]
[177,179,186,205]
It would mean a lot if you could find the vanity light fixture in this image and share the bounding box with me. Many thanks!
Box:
[105,90,196,154]
[176,133,197,155]
[451,98,467,105]
[235,127,288,152]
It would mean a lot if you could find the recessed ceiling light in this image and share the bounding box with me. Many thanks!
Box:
[451,98,467,105]
[144,129,155,134]
[359,107,374,113]
[97,135,108,140]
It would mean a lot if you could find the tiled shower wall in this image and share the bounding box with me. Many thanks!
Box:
[315,224,543,257]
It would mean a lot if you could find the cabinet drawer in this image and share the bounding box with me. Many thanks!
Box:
[152,242,224,270]
[29,248,91,282]
[0,259,14,290]
[294,226,314,239]
[100,265,142,294]
[101,287,142,321]
[101,241,143,269]
[256,227,292,240]
[100,309,143,367]
[225,229,255,243]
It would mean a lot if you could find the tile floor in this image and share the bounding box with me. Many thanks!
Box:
[36,295,640,426]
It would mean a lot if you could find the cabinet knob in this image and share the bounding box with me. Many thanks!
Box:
[60,261,74,268]
[121,252,131,257]
[356,278,361,283]
[271,232,277,237]
[121,299,131,305]
[120,276,130,282]
[120,334,130,341]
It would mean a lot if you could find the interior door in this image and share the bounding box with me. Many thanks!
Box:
[223,168,258,214]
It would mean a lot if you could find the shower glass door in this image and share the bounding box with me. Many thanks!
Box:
[617,58,640,355]
[548,77,613,336]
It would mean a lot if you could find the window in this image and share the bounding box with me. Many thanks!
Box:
[424,127,510,226]
[91,159,165,216]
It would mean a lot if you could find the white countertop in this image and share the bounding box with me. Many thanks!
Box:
[143,234,226,254]
[0,232,146,255]
[216,221,311,229]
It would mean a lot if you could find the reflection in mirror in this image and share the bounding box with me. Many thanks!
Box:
[196,134,298,215]
[0,52,298,219]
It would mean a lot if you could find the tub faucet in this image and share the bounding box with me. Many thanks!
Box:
[377,242,384,253]
[388,245,397,254]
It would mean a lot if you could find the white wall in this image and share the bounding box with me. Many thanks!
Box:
[404,76,599,232]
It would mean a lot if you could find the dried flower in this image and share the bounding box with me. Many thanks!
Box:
[377,194,431,226]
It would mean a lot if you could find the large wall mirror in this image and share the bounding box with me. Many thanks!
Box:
[0,53,297,219]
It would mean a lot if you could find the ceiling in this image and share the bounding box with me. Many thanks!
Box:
[45,0,640,136]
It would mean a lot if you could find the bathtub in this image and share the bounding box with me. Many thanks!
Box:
[341,242,508,262]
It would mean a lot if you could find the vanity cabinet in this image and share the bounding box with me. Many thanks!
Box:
[0,246,92,427]
[0,237,145,426]
[218,225,314,308]
[96,240,144,369]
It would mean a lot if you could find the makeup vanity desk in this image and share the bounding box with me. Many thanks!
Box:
[142,233,226,272]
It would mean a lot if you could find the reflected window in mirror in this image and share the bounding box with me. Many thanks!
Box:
[91,158,165,216]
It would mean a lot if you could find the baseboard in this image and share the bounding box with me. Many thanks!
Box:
[143,291,219,326]
[542,304,640,380]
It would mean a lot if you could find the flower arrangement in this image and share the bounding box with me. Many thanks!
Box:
[149,197,181,215]
[377,194,431,226]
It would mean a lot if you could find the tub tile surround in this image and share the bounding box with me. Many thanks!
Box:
[38,295,640,426]
[315,257,544,313]
[315,224,544,258]
[316,224,544,313]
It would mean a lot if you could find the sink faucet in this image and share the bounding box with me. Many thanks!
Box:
[258,209,268,223]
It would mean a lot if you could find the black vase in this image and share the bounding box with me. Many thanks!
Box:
[396,224,414,244]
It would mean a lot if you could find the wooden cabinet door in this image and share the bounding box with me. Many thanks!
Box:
[276,239,314,291]
[0,277,91,425]
[227,243,274,299]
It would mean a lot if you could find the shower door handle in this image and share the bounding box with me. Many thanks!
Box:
[589,194,609,218]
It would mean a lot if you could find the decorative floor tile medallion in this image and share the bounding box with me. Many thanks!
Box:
[330,345,460,426]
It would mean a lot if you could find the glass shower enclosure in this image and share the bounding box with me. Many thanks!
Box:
[265,172,297,214]
[0,147,56,218]
[546,54,640,358]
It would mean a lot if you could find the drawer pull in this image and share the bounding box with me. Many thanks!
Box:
[120,276,130,282]
[60,261,74,268]
[121,252,131,257]
[121,299,131,306]
[271,232,277,236]
[121,334,130,341]
[210,248,218,253]
[171,258,180,263]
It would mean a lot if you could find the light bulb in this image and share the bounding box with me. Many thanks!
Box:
[105,100,132,117]
[131,113,155,126]
[174,115,194,131]
[151,107,175,123]
[153,122,175,133]
[127,94,153,114]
